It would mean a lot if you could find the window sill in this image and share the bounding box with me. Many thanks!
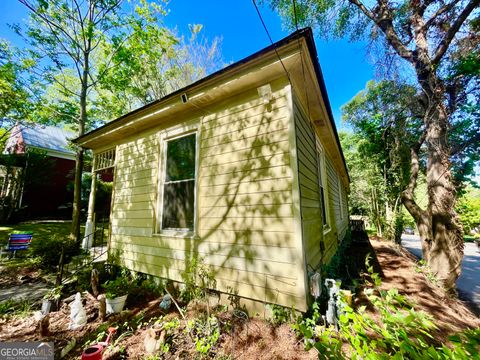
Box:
[323,227,331,236]
[153,231,196,239]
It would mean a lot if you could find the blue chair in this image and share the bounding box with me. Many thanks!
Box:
[3,232,33,258]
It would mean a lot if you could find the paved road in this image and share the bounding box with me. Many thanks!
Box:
[402,234,480,312]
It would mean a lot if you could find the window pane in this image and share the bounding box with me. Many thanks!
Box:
[166,134,196,181]
[162,180,195,230]
[320,186,327,226]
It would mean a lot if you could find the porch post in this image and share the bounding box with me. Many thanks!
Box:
[82,170,97,250]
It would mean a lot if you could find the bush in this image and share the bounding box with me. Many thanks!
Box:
[293,256,480,359]
[266,304,294,325]
[180,257,216,303]
[29,235,80,269]
[102,274,130,298]
[0,299,33,319]
[186,315,220,355]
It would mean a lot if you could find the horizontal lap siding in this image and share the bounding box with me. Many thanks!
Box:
[197,81,304,308]
[110,79,305,310]
[111,133,158,238]
[293,102,324,269]
[338,181,349,241]
[323,156,347,262]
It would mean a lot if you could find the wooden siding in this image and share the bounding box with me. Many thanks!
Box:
[109,78,307,310]
[293,99,350,268]
[293,101,324,269]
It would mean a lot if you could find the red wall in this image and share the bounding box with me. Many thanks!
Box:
[22,156,75,218]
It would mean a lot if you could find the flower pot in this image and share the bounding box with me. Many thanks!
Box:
[106,294,127,314]
[41,299,52,315]
[81,344,103,360]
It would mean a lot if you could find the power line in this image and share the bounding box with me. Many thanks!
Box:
[252,0,292,84]
[291,0,312,121]
[292,0,299,30]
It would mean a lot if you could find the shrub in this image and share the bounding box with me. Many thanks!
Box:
[29,235,80,269]
[266,304,294,325]
[102,275,130,298]
[186,315,220,355]
[0,299,33,319]
[293,256,480,359]
[180,257,216,303]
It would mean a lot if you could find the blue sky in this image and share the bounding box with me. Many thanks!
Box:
[0,0,375,129]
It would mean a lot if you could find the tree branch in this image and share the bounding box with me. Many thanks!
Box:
[424,0,462,29]
[451,131,480,156]
[432,0,480,64]
[401,130,427,222]
[348,0,414,62]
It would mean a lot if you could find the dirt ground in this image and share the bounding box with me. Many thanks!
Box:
[368,238,480,337]
[0,238,479,359]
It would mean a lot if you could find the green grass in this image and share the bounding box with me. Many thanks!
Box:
[0,299,33,319]
[0,221,84,247]
[464,235,477,243]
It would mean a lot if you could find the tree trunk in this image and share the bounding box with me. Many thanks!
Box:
[71,148,84,244]
[402,67,464,293]
[70,58,88,244]
[424,98,464,294]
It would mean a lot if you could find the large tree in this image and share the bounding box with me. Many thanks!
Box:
[342,80,422,240]
[269,0,479,292]
[96,22,224,119]
[16,0,224,245]
[17,0,129,243]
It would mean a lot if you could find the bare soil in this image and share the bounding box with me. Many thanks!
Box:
[368,238,480,338]
[0,238,478,359]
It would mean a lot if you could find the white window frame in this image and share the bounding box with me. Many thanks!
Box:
[156,123,199,237]
[316,138,330,233]
[338,176,345,221]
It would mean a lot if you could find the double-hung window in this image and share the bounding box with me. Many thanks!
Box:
[316,138,330,232]
[160,133,197,232]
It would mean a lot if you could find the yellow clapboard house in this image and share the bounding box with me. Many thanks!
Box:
[74,28,350,312]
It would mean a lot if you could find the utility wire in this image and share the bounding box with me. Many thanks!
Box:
[252,0,292,84]
[292,0,312,121]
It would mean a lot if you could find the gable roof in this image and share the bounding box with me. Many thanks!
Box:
[23,124,75,154]
[74,28,349,184]
[4,123,75,160]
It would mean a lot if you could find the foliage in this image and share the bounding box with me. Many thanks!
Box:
[29,234,79,269]
[0,147,56,223]
[384,210,406,244]
[151,316,180,354]
[15,1,224,243]
[225,285,241,310]
[97,12,224,119]
[339,80,422,237]
[78,172,113,213]
[293,257,480,359]
[0,40,34,121]
[0,299,33,319]
[186,315,220,355]
[415,260,439,286]
[102,274,130,298]
[268,0,479,292]
[43,285,63,301]
[266,304,294,325]
[180,257,217,303]
[456,187,480,233]
[127,273,165,305]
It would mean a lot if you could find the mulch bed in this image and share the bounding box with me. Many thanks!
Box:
[368,238,480,339]
[0,237,478,359]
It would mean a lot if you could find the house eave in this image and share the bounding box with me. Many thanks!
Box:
[73,27,350,187]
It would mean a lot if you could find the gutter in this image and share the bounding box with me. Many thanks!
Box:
[73,27,350,184]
